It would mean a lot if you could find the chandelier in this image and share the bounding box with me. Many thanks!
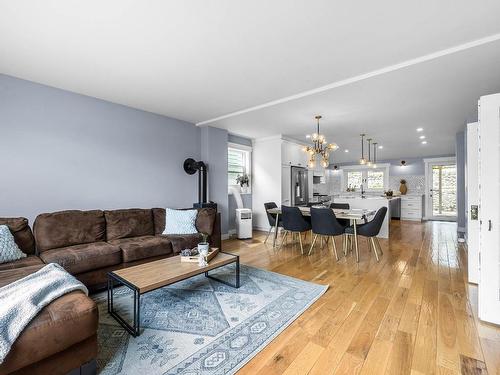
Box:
[302,115,338,168]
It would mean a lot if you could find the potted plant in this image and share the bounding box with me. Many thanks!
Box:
[236,173,250,193]
[399,179,408,195]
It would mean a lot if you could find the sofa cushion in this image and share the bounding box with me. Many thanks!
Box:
[0,224,27,264]
[0,217,36,255]
[39,242,121,274]
[0,266,97,374]
[162,233,203,255]
[195,208,217,236]
[108,235,173,263]
[152,208,216,236]
[164,208,198,235]
[0,255,44,271]
[34,210,106,252]
[105,209,154,241]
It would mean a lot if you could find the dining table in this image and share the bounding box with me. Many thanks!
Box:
[266,206,376,262]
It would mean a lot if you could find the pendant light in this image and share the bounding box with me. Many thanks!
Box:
[303,115,339,169]
[359,134,366,165]
[366,138,372,166]
[372,142,378,168]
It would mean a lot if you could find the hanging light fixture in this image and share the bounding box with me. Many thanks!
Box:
[359,134,366,164]
[366,138,372,166]
[303,115,338,168]
[372,142,378,168]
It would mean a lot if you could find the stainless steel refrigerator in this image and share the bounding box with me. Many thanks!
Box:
[291,166,309,206]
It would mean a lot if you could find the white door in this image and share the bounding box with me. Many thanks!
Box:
[466,122,480,284]
[425,158,457,221]
[478,93,500,325]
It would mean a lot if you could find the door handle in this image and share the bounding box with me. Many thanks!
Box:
[488,220,492,231]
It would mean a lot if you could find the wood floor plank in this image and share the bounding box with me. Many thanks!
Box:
[460,355,489,375]
[218,221,500,375]
[386,330,414,375]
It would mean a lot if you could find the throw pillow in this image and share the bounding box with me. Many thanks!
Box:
[0,225,27,264]
[163,209,198,235]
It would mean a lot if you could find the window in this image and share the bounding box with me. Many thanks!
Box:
[367,170,384,190]
[347,171,363,189]
[343,165,388,191]
[228,144,251,189]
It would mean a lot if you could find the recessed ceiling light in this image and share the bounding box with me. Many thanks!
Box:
[306,134,310,138]
[421,140,427,144]
[344,149,349,153]
[419,135,426,139]
[378,145,383,149]
[416,127,424,132]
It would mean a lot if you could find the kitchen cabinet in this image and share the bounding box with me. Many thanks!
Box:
[252,136,311,231]
[400,195,424,221]
[281,140,308,167]
[281,165,291,206]
[477,93,500,325]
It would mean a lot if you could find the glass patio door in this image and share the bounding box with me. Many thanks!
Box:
[429,163,457,220]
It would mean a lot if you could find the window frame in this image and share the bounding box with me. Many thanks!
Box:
[341,163,390,192]
[228,142,252,192]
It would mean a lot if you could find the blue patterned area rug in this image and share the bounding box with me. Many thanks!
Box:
[92,264,328,375]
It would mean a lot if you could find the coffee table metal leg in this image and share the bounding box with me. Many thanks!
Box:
[107,272,142,337]
[205,256,240,289]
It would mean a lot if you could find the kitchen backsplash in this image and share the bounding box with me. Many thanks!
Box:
[313,173,425,195]
[389,175,425,194]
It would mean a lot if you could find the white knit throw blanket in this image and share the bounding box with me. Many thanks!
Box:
[0,263,88,364]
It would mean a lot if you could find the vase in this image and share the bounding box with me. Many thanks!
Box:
[198,242,209,253]
[399,183,408,195]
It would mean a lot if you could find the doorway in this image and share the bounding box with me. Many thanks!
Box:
[425,157,457,220]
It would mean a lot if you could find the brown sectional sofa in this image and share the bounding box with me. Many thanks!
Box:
[0,207,221,375]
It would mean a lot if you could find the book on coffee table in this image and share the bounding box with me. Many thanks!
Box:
[180,247,219,263]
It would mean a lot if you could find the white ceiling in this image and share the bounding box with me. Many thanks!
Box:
[1,1,500,161]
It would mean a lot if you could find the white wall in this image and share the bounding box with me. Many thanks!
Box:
[252,137,282,230]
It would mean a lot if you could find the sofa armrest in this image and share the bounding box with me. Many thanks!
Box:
[209,212,222,250]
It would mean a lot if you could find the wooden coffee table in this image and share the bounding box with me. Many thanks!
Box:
[107,251,240,336]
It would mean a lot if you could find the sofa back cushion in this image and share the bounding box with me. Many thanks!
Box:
[104,208,154,241]
[0,217,36,255]
[34,210,106,252]
[152,208,216,236]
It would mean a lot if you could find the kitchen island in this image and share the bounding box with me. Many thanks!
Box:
[332,195,400,238]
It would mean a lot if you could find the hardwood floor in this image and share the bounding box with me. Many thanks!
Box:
[223,220,500,375]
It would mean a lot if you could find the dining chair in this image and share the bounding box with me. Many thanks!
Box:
[308,207,346,260]
[329,202,350,227]
[344,206,387,262]
[278,206,311,254]
[263,202,282,243]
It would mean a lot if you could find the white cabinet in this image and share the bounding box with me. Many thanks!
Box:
[400,195,424,221]
[281,165,291,206]
[478,93,500,325]
[281,141,307,167]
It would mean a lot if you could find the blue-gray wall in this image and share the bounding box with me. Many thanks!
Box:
[228,134,252,147]
[333,155,452,175]
[456,131,466,233]
[0,74,203,224]
[201,126,229,234]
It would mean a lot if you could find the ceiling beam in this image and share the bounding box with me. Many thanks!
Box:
[196,32,500,126]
